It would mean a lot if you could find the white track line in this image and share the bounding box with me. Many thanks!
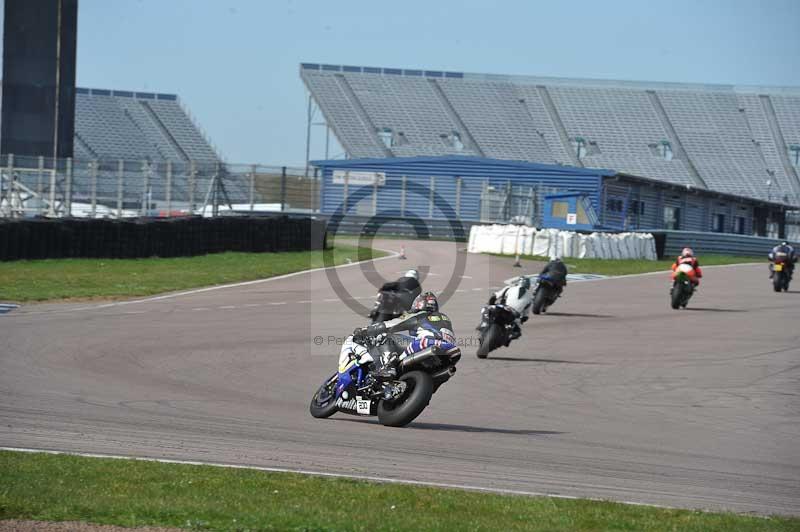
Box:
[12,247,400,315]
[568,262,762,282]
[0,446,679,512]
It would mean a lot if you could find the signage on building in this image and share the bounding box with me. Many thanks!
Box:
[566,213,577,225]
[332,170,386,186]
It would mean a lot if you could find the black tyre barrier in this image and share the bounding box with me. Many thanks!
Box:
[0,216,327,261]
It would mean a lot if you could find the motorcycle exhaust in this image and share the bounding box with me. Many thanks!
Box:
[399,346,439,370]
[431,365,456,384]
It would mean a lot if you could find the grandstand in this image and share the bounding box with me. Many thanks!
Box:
[72,87,220,163]
[0,85,261,217]
[300,64,800,205]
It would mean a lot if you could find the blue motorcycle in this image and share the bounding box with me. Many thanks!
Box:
[309,333,460,427]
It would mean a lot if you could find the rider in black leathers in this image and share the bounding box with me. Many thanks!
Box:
[369,269,422,320]
[382,269,421,299]
[539,257,568,287]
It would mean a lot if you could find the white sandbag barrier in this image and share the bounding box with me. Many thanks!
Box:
[468,224,657,260]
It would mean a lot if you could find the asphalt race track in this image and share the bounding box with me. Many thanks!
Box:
[1,239,798,516]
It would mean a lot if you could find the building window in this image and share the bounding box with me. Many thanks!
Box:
[441,131,464,151]
[631,200,646,215]
[659,141,673,161]
[550,201,569,219]
[735,216,746,234]
[712,213,726,233]
[664,206,680,230]
[572,137,587,159]
[789,145,800,167]
[378,127,394,148]
[649,140,674,161]
[577,201,590,225]
[606,198,624,213]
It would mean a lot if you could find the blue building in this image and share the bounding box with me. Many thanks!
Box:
[312,155,789,237]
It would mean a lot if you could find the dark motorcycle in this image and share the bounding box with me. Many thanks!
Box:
[532,274,562,315]
[670,263,696,309]
[309,333,460,427]
[771,257,791,292]
[475,304,518,359]
[368,286,418,323]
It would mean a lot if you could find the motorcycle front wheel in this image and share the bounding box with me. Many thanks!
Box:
[670,282,683,309]
[309,372,339,419]
[377,371,433,427]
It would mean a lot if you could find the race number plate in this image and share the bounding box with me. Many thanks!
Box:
[774,264,784,272]
[356,397,371,415]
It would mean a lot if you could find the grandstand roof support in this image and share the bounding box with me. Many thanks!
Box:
[305,93,313,177]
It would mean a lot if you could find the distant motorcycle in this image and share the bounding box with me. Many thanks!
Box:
[771,257,791,292]
[475,304,518,359]
[309,333,460,427]
[670,263,696,309]
[532,274,562,315]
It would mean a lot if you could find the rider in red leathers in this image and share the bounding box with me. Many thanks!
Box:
[671,247,703,287]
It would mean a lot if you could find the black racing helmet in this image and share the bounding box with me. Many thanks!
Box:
[412,291,439,313]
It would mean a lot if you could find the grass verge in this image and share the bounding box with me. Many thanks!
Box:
[0,244,384,303]
[0,451,796,531]
[490,253,763,276]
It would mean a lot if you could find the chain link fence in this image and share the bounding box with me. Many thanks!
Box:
[0,155,320,219]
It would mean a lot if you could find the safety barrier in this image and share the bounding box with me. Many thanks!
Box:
[652,230,797,259]
[319,214,475,242]
[468,224,658,260]
[0,216,327,261]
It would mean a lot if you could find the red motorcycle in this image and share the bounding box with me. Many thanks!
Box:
[670,263,697,309]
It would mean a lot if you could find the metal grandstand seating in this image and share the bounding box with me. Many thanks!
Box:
[72,88,219,164]
[303,71,388,158]
[300,63,800,205]
[344,73,475,157]
[74,92,163,161]
[436,79,554,162]
[145,99,220,162]
[772,95,800,147]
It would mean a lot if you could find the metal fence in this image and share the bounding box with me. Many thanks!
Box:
[0,154,321,219]
[479,182,559,226]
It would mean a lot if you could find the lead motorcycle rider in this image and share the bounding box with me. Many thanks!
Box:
[368,269,422,321]
[339,291,458,383]
[486,276,533,342]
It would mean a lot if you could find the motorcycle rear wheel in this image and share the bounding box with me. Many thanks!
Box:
[532,287,548,315]
[377,371,433,427]
[309,373,339,419]
[476,323,501,359]
[774,272,787,292]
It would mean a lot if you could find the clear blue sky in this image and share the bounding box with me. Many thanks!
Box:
[70,0,800,166]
